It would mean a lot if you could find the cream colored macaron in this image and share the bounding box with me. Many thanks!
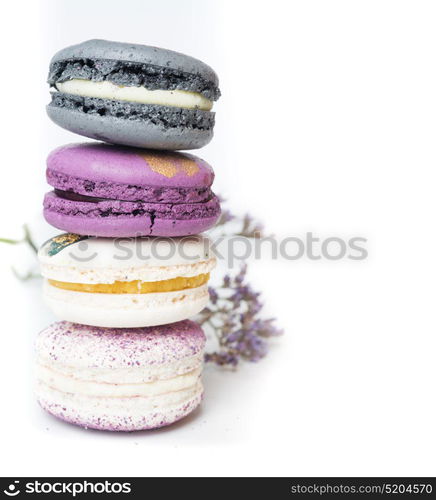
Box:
[38,233,215,327]
[36,320,206,431]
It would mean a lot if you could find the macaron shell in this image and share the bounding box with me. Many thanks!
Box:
[49,39,219,92]
[43,190,220,237]
[38,233,215,279]
[37,320,206,370]
[44,207,221,237]
[47,143,215,189]
[47,100,214,150]
[37,383,203,431]
[47,172,212,204]
[43,281,210,328]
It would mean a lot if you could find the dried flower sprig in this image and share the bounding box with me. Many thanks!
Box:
[197,205,282,366]
[211,200,269,239]
[197,263,283,367]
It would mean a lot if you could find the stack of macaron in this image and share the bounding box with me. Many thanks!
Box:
[36,40,221,431]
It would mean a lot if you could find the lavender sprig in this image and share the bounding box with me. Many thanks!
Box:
[197,263,283,367]
[212,206,268,239]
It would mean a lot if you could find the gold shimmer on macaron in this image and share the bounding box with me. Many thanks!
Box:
[139,151,200,178]
[46,233,89,257]
[178,156,200,176]
[48,273,210,294]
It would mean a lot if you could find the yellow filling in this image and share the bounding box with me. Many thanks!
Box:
[48,273,209,294]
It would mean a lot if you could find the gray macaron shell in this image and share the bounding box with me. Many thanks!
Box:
[47,102,213,150]
[50,39,219,89]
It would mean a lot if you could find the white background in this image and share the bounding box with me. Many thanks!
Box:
[1,0,435,476]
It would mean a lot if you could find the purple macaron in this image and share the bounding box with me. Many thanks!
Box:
[43,143,221,237]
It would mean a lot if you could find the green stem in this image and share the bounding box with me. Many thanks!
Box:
[0,224,38,253]
[23,225,38,254]
[0,238,21,245]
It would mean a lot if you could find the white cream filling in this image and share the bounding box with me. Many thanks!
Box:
[36,380,203,415]
[36,354,203,383]
[55,79,213,111]
[37,364,202,397]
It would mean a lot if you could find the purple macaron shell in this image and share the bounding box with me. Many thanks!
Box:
[43,191,221,237]
[44,143,220,237]
[47,142,215,190]
[47,169,212,203]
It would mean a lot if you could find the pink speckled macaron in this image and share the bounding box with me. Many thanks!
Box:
[43,142,221,237]
[36,321,205,431]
